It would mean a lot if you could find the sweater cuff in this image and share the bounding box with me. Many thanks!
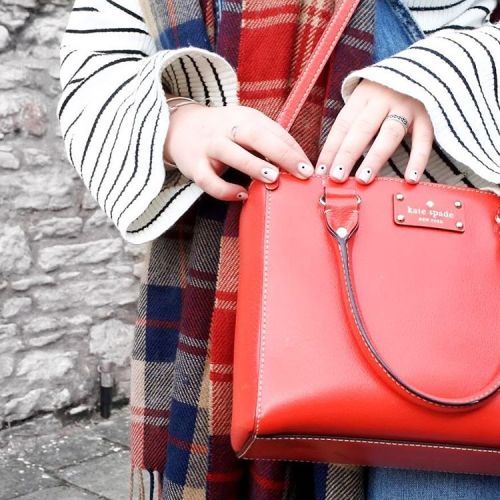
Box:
[341,24,500,185]
[122,47,239,244]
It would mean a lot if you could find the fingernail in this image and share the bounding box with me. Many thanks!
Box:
[356,167,373,184]
[330,164,345,182]
[236,192,248,200]
[408,170,420,183]
[261,167,279,182]
[315,164,328,175]
[297,162,314,178]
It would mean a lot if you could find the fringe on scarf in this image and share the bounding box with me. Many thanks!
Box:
[129,467,163,500]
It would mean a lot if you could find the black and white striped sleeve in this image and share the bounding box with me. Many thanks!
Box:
[57,0,238,244]
[341,21,500,184]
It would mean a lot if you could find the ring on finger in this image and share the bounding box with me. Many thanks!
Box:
[230,125,238,141]
[384,113,409,134]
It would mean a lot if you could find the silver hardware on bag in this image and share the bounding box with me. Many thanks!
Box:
[319,193,361,206]
[336,227,348,238]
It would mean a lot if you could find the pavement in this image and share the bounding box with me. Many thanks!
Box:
[0,405,131,500]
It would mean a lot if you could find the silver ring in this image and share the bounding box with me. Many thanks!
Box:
[231,125,238,141]
[384,113,409,134]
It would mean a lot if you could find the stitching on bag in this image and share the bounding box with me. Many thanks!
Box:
[284,0,359,129]
[255,189,272,437]
[258,436,500,454]
[238,455,497,475]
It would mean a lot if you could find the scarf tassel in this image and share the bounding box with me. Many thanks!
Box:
[129,466,162,500]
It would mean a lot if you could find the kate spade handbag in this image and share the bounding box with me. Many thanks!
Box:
[231,0,500,475]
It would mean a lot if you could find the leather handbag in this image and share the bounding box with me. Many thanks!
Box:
[231,0,500,475]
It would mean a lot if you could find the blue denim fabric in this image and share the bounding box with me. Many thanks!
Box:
[367,2,500,498]
[373,0,424,62]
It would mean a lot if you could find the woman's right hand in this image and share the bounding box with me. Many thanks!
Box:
[163,102,314,201]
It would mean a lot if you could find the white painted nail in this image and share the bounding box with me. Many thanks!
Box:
[261,167,279,182]
[357,168,372,184]
[330,164,345,181]
[237,192,248,200]
[315,164,327,175]
[297,162,314,178]
[408,170,419,183]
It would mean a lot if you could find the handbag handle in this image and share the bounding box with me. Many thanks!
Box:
[324,187,499,408]
[276,0,362,131]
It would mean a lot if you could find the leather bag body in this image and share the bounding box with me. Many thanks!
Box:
[232,175,500,474]
[231,0,500,475]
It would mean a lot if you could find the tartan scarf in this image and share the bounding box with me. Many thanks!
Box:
[130,1,374,498]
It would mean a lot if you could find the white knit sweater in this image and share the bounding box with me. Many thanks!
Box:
[57,0,500,244]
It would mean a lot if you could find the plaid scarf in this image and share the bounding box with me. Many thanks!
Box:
[131,1,374,498]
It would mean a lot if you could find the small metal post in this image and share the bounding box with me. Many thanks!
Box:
[98,360,113,419]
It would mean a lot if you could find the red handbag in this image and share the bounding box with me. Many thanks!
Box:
[231,0,500,475]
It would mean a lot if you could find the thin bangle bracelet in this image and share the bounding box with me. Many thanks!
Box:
[166,96,206,114]
[164,97,206,168]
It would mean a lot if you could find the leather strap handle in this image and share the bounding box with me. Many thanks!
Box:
[265,0,361,191]
[276,0,362,131]
[324,188,499,408]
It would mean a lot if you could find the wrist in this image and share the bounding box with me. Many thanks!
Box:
[163,96,205,168]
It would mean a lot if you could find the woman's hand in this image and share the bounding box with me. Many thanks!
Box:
[164,103,314,201]
[316,80,434,184]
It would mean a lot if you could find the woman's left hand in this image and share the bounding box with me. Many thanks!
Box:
[316,79,434,184]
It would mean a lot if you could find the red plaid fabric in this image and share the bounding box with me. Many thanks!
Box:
[131,1,373,498]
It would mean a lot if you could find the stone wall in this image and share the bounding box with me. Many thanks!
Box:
[0,0,147,425]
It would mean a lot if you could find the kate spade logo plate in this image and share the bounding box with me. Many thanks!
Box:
[393,192,465,232]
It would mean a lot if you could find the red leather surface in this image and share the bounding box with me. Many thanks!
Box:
[232,175,500,473]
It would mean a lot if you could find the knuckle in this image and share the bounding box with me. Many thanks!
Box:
[383,121,405,140]
[416,131,434,146]
[333,117,351,135]
[411,149,429,164]
[336,145,356,162]
[192,170,211,189]
[356,118,376,136]
[274,146,291,168]
[366,148,386,166]
[241,126,258,145]
[240,155,256,174]
[206,136,225,156]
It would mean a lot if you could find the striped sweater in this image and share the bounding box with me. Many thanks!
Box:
[57,0,500,244]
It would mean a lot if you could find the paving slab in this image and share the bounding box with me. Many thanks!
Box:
[13,485,102,500]
[15,427,124,472]
[56,449,130,500]
[92,410,130,448]
[0,414,63,452]
[0,456,60,500]
[0,407,131,500]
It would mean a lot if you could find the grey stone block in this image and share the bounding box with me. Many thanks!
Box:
[57,450,130,500]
